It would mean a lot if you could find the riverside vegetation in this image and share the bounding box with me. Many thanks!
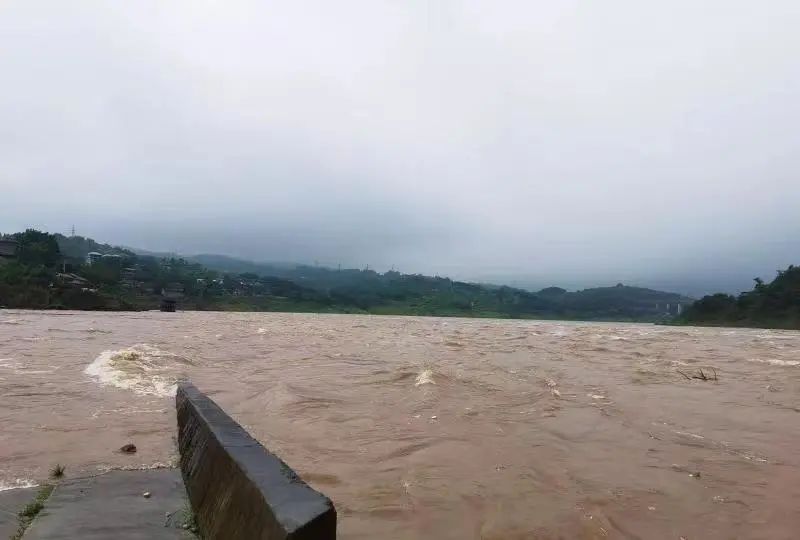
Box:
[677,265,800,329]
[6,229,800,329]
[0,228,708,323]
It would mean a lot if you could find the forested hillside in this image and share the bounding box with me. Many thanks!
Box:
[1,229,693,321]
[191,254,692,320]
[678,265,800,329]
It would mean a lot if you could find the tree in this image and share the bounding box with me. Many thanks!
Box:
[14,229,61,268]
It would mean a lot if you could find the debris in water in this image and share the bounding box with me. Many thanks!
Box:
[49,464,65,479]
[690,472,701,478]
[430,415,438,420]
[142,491,151,498]
[677,367,718,381]
[415,369,435,386]
[120,443,137,454]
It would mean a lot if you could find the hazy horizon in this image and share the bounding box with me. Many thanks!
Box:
[3,2,799,298]
[1,225,765,297]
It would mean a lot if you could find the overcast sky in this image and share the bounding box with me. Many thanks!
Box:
[2,1,799,295]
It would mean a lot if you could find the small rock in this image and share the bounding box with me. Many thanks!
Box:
[120,443,137,454]
[142,491,151,498]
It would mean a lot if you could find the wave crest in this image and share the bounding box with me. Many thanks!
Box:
[415,369,436,386]
[84,344,192,397]
[747,358,799,367]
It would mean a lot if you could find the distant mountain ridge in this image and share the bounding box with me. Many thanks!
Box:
[189,254,302,274]
[188,253,693,321]
[2,229,693,321]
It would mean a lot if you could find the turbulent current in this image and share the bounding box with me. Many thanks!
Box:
[1,310,799,539]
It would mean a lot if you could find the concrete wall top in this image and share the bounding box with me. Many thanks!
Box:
[177,382,336,539]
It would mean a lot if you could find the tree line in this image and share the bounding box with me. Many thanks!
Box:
[678,265,800,329]
[1,229,696,321]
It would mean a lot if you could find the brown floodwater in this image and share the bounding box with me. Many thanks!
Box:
[1,310,799,539]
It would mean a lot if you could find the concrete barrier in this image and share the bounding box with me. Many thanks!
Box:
[176,382,336,539]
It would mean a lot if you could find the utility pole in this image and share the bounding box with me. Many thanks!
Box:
[70,225,75,237]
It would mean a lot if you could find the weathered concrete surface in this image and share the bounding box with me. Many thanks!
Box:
[24,469,193,540]
[0,486,35,538]
[177,382,336,540]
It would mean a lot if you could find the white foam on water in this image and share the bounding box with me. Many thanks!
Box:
[0,358,24,371]
[97,461,176,474]
[747,358,800,367]
[675,430,705,440]
[415,369,435,386]
[548,327,573,337]
[0,358,57,375]
[0,479,38,492]
[84,344,192,397]
[257,328,268,334]
[754,332,798,341]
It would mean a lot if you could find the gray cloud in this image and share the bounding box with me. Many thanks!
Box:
[2,1,799,295]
